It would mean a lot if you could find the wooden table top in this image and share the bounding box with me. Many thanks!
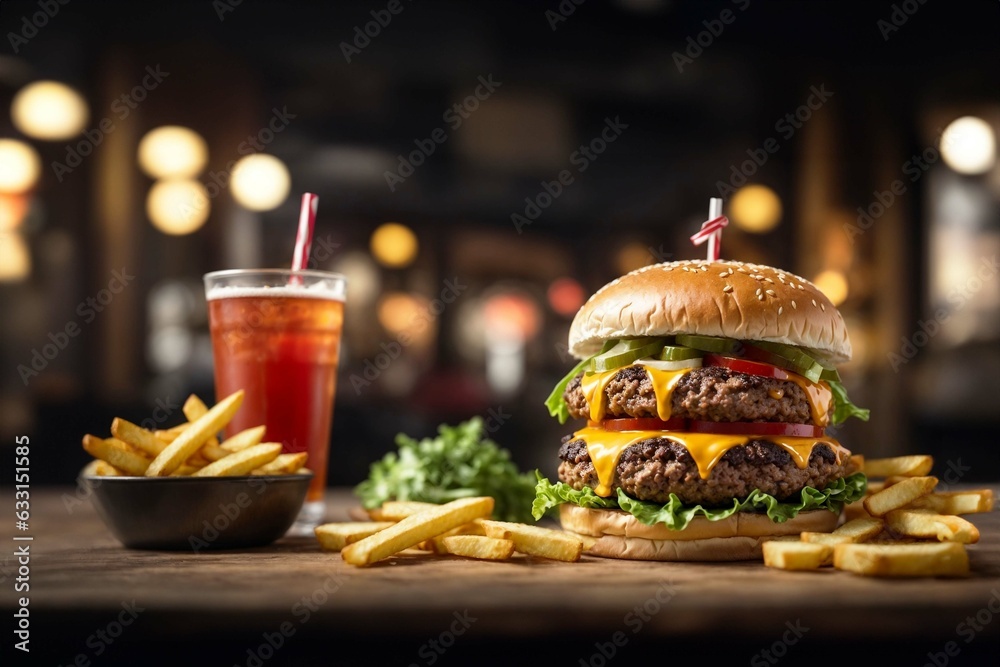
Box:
[16,487,1000,665]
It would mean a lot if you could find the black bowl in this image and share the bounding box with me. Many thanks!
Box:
[80,472,312,551]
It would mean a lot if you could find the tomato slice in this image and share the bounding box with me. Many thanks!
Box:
[703,354,790,380]
[688,419,824,438]
[594,417,687,432]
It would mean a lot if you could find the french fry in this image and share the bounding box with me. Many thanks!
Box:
[315,522,395,552]
[342,497,494,566]
[801,517,883,546]
[220,425,266,452]
[252,452,308,475]
[154,423,189,443]
[833,542,969,577]
[81,459,124,476]
[416,521,487,551]
[82,435,151,476]
[763,541,833,570]
[192,443,282,477]
[843,501,871,521]
[907,490,995,515]
[885,509,980,544]
[370,500,440,521]
[865,481,885,495]
[863,476,937,517]
[183,395,221,446]
[863,455,933,478]
[479,520,583,562]
[146,390,244,476]
[431,535,515,561]
[111,418,167,457]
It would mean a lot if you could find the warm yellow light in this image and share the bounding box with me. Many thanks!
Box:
[146,180,210,235]
[138,126,208,179]
[730,185,782,233]
[377,292,427,333]
[370,222,418,268]
[940,116,996,175]
[0,139,41,194]
[813,269,849,306]
[0,193,30,231]
[615,241,652,274]
[0,232,31,282]
[11,80,89,141]
[231,154,290,211]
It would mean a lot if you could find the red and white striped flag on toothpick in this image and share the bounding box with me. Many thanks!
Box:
[690,197,728,262]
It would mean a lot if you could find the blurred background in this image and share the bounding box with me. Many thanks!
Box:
[1,0,998,487]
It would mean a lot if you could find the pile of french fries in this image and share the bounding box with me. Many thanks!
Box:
[81,391,309,477]
[317,497,585,566]
[764,455,994,577]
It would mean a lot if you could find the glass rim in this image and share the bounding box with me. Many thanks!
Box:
[203,268,347,283]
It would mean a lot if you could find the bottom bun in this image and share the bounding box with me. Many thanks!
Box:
[560,504,840,561]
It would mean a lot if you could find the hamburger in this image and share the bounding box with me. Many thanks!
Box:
[533,259,869,561]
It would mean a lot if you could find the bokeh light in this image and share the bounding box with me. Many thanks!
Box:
[547,277,585,316]
[331,251,380,305]
[940,116,996,175]
[146,180,210,235]
[0,193,30,231]
[730,184,782,233]
[813,269,849,306]
[370,222,419,268]
[377,291,434,347]
[231,154,291,211]
[138,126,208,179]
[0,139,42,194]
[615,241,652,274]
[483,293,541,342]
[0,232,31,282]
[11,81,89,141]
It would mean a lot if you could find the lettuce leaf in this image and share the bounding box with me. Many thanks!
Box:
[544,356,594,424]
[828,380,870,425]
[355,418,536,523]
[532,472,867,531]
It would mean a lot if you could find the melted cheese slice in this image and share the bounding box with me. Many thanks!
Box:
[573,425,849,497]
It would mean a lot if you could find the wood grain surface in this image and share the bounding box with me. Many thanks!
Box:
[14,487,1000,665]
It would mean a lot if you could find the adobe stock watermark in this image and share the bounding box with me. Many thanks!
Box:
[578,579,676,666]
[384,74,502,192]
[715,84,833,198]
[672,0,751,73]
[877,0,929,41]
[921,588,1000,667]
[339,0,415,63]
[407,610,478,667]
[17,267,135,386]
[750,619,810,666]
[50,600,145,664]
[6,0,72,53]
[349,277,468,394]
[887,255,998,372]
[51,65,170,182]
[844,123,967,243]
[545,0,587,31]
[212,0,243,21]
[234,573,346,667]
[512,116,629,234]
[188,478,272,551]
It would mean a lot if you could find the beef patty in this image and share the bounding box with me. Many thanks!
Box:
[557,436,850,507]
[564,365,825,425]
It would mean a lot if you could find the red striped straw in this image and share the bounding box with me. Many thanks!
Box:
[690,198,728,261]
[291,192,318,272]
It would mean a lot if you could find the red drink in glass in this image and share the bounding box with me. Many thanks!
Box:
[204,270,346,528]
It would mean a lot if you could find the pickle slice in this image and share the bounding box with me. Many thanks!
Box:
[590,339,665,372]
[748,341,824,383]
[675,334,743,355]
[657,345,703,361]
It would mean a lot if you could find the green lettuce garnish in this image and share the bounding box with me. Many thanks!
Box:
[355,418,536,523]
[828,380,870,425]
[544,355,594,424]
[532,472,867,531]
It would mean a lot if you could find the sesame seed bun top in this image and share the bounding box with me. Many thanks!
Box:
[568,259,852,363]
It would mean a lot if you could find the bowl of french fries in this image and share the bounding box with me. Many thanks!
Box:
[762,454,994,577]
[79,391,314,551]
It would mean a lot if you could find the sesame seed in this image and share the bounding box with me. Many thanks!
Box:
[812,299,817,307]
[791,300,797,309]
[737,268,748,273]
[778,306,784,315]
[753,274,763,280]
[821,304,826,311]
[757,294,764,301]
[755,288,762,296]
[764,278,774,284]
[682,267,690,272]
[728,268,734,275]
[701,266,708,271]
[719,272,729,278]
[766,289,776,296]
[723,285,733,293]
[797,284,804,290]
